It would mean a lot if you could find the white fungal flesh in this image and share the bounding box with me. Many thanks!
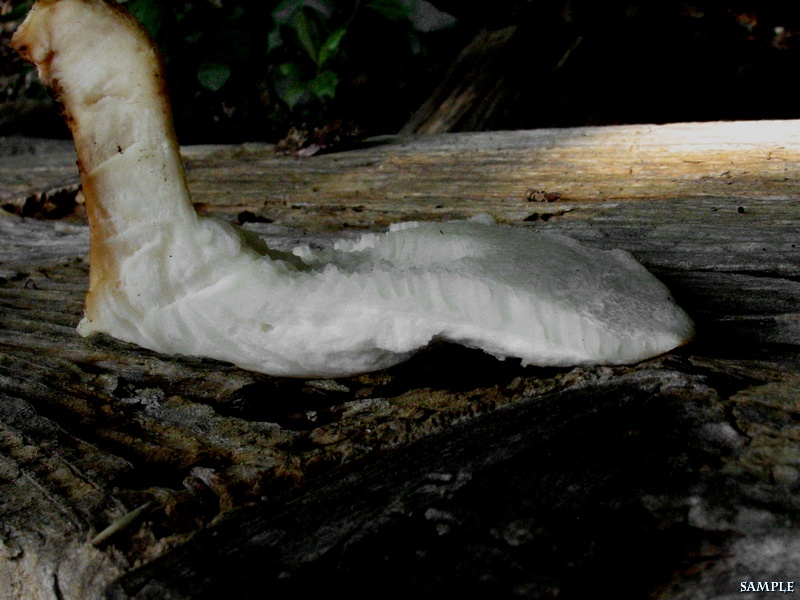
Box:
[13,0,694,378]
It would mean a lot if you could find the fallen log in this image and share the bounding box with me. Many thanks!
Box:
[1,121,799,598]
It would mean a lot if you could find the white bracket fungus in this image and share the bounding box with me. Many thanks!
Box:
[13,0,694,377]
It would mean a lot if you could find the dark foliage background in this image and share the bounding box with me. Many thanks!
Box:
[2,0,800,144]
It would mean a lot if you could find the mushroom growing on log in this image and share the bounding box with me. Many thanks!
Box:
[12,0,693,377]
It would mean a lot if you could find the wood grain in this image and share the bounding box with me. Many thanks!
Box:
[1,121,799,599]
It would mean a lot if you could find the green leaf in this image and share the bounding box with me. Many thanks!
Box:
[317,28,346,67]
[276,62,310,108]
[272,0,303,25]
[197,61,231,92]
[125,0,167,38]
[367,0,415,22]
[269,0,336,60]
[267,28,284,52]
[292,11,319,64]
[310,70,339,100]
[280,81,310,109]
[304,0,333,19]
[278,62,304,79]
[272,0,331,27]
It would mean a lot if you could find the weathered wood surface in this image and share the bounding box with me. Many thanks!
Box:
[4,120,800,227]
[1,121,800,599]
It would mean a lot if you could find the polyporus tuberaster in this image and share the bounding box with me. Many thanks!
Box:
[13,0,694,377]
